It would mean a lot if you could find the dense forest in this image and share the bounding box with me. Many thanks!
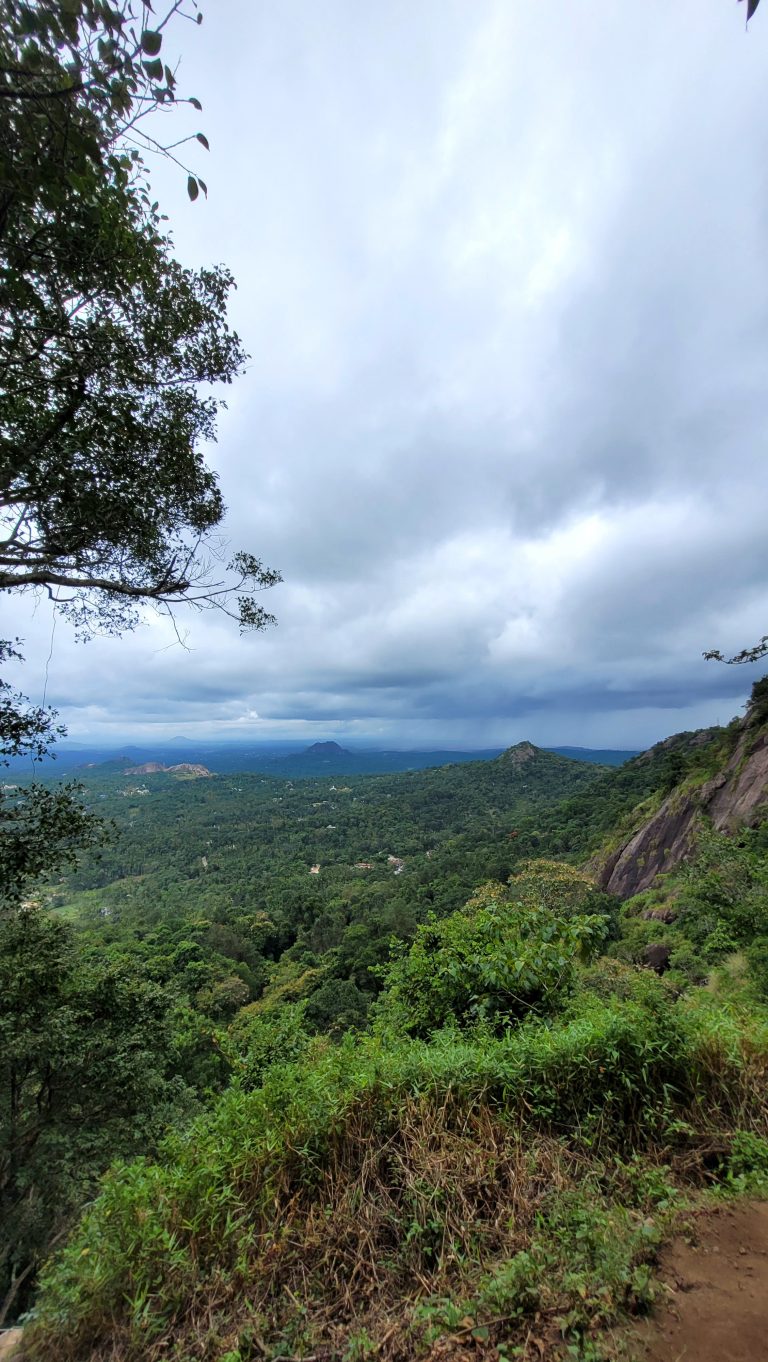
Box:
[33,731,712,1032]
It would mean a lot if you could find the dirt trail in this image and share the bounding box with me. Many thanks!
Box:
[631,1201,768,1362]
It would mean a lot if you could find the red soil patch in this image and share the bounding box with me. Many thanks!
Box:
[631,1201,768,1362]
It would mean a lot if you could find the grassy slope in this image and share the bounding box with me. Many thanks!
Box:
[26,982,768,1362]
[25,718,768,1360]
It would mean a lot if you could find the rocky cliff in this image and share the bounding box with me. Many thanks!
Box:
[123,761,213,777]
[498,740,539,765]
[590,701,768,899]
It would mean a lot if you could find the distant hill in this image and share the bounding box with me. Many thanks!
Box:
[8,740,639,779]
[498,741,539,765]
[546,746,640,767]
[258,746,507,778]
[124,762,213,778]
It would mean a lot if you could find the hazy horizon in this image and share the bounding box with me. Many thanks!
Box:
[28,734,643,754]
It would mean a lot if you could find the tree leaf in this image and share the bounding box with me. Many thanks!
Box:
[196,132,210,150]
[197,177,208,198]
[140,29,162,55]
[748,0,761,18]
[142,58,163,80]
[189,96,202,110]
[187,175,199,201]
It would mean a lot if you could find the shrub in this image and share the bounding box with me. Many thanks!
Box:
[374,885,607,1037]
[24,982,768,1360]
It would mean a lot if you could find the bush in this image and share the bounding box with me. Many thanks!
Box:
[746,936,768,1001]
[223,1001,313,1089]
[25,988,768,1362]
[374,884,607,1037]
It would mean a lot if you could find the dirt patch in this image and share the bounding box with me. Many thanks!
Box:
[0,1332,23,1361]
[630,1201,768,1362]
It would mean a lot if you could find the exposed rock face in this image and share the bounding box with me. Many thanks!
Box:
[643,943,672,974]
[124,762,212,777]
[499,741,538,765]
[709,733,768,829]
[642,907,678,924]
[592,723,768,900]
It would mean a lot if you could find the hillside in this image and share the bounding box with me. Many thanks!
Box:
[37,717,768,1025]
[547,745,641,766]
[5,742,514,778]
[40,741,602,1024]
[589,688,768,898]
[4,740,639,779]
[123,761,213,778]
[9,696,768,1358]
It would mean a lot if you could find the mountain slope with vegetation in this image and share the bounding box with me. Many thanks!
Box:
[590,680,768,898]
[5,684,768,1358]
[23,846,768,1362]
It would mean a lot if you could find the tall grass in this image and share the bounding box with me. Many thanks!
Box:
[26,991,768,1361]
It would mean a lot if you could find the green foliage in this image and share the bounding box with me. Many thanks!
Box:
[723,1129,768,1192]
[376,882,607,1037]
[7,711,768,1344]
[223,1002,313,1089]
[24,985,768,1359]
[303,978,370,1034]
[35,748,605,1026]
[0,0,279,632]
[466,1187,660,1336]
[0,908,191,1324]
[593,818,768,995]
[576,957,675,1007]
[675,826,768,968]
[745,935,768,1000]
[0,642,104,910]
[746,675,768,725]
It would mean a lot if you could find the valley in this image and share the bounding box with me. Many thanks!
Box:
[6,689,768,1360]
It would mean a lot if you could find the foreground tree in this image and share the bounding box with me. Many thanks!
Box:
[0,0,280,634]
[0,906,191,1324]
[704,637,768,666]
[0,4,280,1313]
[1,0,280,906]
[0,640,103,910]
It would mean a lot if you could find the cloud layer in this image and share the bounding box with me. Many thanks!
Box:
[6,0,768,749]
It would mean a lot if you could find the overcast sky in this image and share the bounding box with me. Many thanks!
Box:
[7,0,768,749]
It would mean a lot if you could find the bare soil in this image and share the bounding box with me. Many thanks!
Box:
[630,1200,768,1362]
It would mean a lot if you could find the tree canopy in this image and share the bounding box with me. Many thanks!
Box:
[0,2,283,1312]
[0,0,280,635]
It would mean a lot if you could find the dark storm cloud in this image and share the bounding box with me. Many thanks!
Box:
[6,0,768,750]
